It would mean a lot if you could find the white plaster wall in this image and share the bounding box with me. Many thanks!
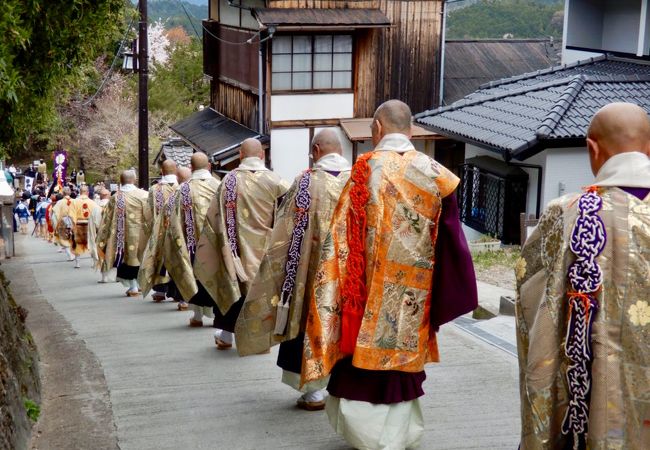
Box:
[565,0,605,49]
[542,147,594,205]
[270,94,354,121]
[314,126,354,165]
[270,128,310,182]
[602,0,641,54]
[562,48,604,64]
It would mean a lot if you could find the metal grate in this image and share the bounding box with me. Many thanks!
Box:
[458,164,528,244]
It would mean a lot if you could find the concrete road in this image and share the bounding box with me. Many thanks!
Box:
[5,234,520,449]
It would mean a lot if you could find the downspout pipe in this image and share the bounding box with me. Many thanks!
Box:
[258,39,264,134]
[438,0,448,107]
[507,161,543,218]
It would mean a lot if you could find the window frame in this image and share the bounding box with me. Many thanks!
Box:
[270,32,355,94]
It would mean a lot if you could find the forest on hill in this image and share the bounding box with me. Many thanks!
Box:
[148,0,208,34]
[447,0,565,40]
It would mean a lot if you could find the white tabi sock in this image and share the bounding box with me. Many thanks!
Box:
[190,304,203,321]
[215,330,233,345]
[74,257,80,268]
[65,248,73,260]
[129,279,138,292]
[101,271,109,283]
[303,389,326,403]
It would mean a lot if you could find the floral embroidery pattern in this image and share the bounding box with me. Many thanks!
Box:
[628,301,650,327]
[515,257,527,281]
[562,188,606,446]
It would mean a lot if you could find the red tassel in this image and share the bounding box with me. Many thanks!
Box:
[340,155,371,354]
[341,308,364,354]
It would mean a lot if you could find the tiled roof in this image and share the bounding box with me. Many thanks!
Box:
[444,39,558,104]
[416,56,650,160]
[154,138,194,167]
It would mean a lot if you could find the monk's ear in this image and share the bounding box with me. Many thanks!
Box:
[587,137,601,176]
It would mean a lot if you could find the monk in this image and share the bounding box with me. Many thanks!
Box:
[194,138,290,349]
[68,185,98,268]
[89,188,112,283]
[51,187,75,261]
[138,159,179,302]
[96,170,149,297]
[235,130,351,410]
[302,100,478,449]
[45,193,59,243]
[515,102,650,449]
[164,152,220,323]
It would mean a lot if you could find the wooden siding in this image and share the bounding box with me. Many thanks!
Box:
[212,80,259,131]
[267,1,443,115]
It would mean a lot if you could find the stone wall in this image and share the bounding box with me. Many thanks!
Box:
[0,270,40,450]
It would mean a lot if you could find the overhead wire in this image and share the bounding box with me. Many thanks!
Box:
[82,15,136,106]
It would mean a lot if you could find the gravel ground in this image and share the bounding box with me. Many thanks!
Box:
[472,247,519,290]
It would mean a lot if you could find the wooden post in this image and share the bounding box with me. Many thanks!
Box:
[138,0,149,188]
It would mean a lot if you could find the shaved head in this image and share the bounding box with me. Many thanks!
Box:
[311,129,342,162]
[80,185,89,195]
[372,100,413,146]
[240,138,264,160]
[120,170,136,185]
[177,166,192,183]
[161,159,177,176]
[190,152,210,171]
[99,188,111,200]
[587,102,650,175]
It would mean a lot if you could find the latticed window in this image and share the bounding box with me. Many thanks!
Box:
[458,157,528,244]
[271,35,353,91]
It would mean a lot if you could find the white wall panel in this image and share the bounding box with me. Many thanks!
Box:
[270,128,310,182]
[542,147,593,206]
[271,94,354,121]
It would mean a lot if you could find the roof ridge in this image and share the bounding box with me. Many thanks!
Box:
[414,77,577,120]
[535,76,586,139]
[477,54,608,90]
[445,38,553,43]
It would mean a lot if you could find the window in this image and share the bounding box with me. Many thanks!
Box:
[458,158,529,244]
[271,35,353,91]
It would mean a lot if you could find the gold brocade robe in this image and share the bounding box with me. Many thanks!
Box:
[88,199,109,268]
[302,150,459,384]
[52,196,74,247]
[194,169,290,314]
[235,169,350,356]
[96,188,149,268]
[69,195,98,255]
[515,189,650,449]
[164,177,220,301]
[137,182,178,295]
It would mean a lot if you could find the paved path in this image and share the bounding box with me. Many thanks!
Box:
[6,234,521,449]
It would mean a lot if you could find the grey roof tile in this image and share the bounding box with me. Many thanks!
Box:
[415,55,650,159]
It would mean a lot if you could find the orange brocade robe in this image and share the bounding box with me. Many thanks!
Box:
[303,149,460,384]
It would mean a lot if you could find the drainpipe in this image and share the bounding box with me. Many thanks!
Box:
[438,0,448,107]
[258,41,264,134]
[507,162,543,218]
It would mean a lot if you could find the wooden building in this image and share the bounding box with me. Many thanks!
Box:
[173,0,445,180]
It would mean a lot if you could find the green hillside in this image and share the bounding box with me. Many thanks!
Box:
[447,0,565,40]
[148,0,208,34]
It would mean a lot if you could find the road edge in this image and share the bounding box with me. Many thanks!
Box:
[3,248,119,450]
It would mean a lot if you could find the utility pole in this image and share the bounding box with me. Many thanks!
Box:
[137,0,149,188]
